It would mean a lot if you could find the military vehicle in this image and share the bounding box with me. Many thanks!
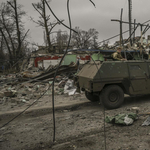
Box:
[75,60,150,109]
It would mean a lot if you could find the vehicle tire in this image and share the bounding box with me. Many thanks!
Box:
[85,91,99,102]
[100,85,124,109]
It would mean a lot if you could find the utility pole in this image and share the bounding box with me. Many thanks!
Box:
[128,0,132,46]
[120,9,123,46]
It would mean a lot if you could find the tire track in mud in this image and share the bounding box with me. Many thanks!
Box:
[0,101,93,124]
[0,102,105,150]
[21,129,106,150]
[1,95,150,150]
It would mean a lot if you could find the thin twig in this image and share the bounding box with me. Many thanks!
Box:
[43,0,77,33]
[89,0,96,7]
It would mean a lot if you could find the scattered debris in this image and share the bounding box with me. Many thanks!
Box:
[64,79,76,96]
[142,116,150,126]
[58,80,67,88]
[0,62,80,106]
[4,91,15,97]
[21,70,43,78]
[132,107,140,114]
[0,92,4,98]
[105,113,138,125]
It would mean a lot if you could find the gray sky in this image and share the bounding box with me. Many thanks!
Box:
[1,0,150,46]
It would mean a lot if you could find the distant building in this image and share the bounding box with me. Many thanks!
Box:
[32,44,73,55]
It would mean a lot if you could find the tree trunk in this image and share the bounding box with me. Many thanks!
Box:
[1,12,15,56]
[0,28,13,66]
[14,0,21,70]
[42,0,51,53]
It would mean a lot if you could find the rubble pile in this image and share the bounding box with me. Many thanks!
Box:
[0,81,47,105]
[0,63,80,106]
[18,62,77,82]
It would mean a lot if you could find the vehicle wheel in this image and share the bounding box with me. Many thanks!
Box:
[85,91,99,102]
[100,85,124,109]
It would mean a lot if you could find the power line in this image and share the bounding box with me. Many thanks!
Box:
[98,19,150,45]
[44,0,73,142]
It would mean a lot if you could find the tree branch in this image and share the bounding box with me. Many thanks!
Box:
[32,3,44,18]
[1,10,16,56]
[7,1,15,9]
[44,0,77,33]
[21,29,30,43]
[49,20,64,34]
[0,27,12,56]
[89,0,96,7]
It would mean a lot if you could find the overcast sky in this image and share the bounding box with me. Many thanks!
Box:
[1,0,150,46]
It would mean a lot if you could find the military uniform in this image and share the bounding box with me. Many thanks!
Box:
[112,51,123,60]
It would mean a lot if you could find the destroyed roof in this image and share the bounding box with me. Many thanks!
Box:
[66,49,141,53]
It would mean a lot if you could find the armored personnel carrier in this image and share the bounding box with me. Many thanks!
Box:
[75,60,150,109]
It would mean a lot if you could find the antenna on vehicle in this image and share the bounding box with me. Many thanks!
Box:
[128,0,133,46]
[120,8,127,60]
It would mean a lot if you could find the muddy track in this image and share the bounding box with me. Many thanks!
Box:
[1,95,150,150]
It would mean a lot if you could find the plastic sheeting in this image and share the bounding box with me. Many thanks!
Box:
[142,116,150,126]
[105,113,138,125]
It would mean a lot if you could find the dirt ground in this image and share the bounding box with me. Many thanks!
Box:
[0,93,150,150]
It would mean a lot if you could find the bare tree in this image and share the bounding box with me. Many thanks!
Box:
[71,27,99,49]
[0,3,13,61]
[32,0,62,53]
[0,0,29,70]
[56,30,69,53]
[0,36,5,60]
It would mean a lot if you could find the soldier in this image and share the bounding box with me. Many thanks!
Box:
[112,47,126,61]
